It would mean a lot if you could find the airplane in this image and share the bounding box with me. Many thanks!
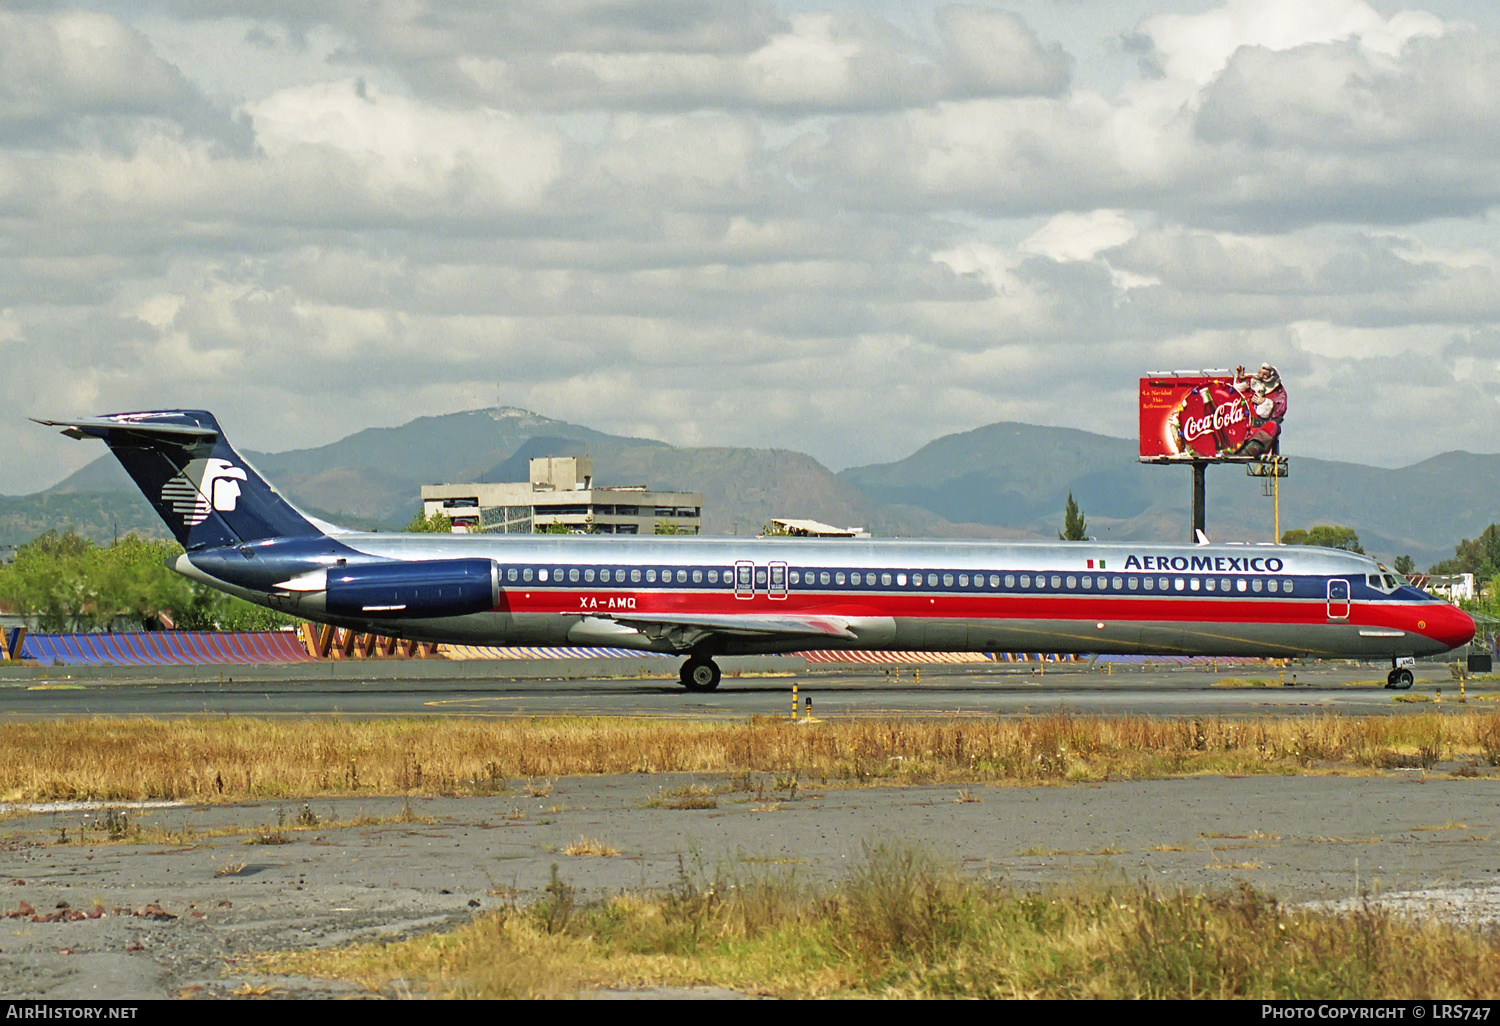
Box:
[34,410,1475,691]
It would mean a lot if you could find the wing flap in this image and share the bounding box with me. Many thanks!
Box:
[613,611,856,640]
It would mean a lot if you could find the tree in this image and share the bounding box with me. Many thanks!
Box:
[1394,554,1415,577]
[535,522,573,534]
[1281,525,1364,553]
[403,510,453,533]
[0,530,222,631]
[1430,524,1500,582]
[655,521,686,535]
[1058,493,1088,541]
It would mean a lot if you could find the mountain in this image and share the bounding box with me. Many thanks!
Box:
[5,407,966,546]
[9,409,1497,566]
[839,422,1500,567]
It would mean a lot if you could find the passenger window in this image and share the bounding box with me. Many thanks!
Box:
[539,569,549,582]
[646,569,657,583]
[712,569,722,584]
[507,568,518,582]
[882,573,892,586]
[1082,576,1092,589]
[819,571,830,585]
[568,568,579,583]
[928,574,938,587]
[1144,577,1154,590]
[1174,578,1184,591]
[897,574,907,585]
[1159,578,1168,591]
[851,572,862,586]
[692,570,702,584]
[942,574,953,587]
[755,568,767,586]
[1005,575,1015,588]
[1205,578,1215,591]
[1252,579,1263,592]
[584,568,594,583]
[631,569,641,583]
[1236,579,1247,592]
[958,574,968,587]
[1220,578,1230,592]
[1189,578,1199,591]
[1267,579,1278,593]
[1285,580,1295,593]
[836,572,846,585]
[1020,575,1030,588]
[1066,576,1076,588]
[989,575,1000,587]
[1124,577,1134,590]
[786,571,796,585]
[675,570,685,584]
[523,568,534,582]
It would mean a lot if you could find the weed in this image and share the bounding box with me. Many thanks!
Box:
[295,804,319,828]
[248,828,290,845]
[212,856,246,877]
[537,864,574,934]
[562,838,620,857]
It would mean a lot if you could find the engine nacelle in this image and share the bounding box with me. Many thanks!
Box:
[325,559,498,619]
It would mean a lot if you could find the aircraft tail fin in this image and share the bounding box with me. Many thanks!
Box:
[33,411,323,549]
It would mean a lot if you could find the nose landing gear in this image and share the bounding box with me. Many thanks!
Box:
[680,655,722,692]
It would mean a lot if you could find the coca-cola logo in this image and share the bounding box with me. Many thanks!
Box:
[1181,400,1246,442]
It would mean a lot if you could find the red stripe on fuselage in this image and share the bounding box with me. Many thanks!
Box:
[498,588,1440,631]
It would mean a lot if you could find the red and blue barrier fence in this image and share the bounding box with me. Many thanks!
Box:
[15,631,314,666]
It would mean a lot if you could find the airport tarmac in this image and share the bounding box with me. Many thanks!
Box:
[0,658,1490,719]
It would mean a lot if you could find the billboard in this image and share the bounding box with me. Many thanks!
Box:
[1139,372,1283,461]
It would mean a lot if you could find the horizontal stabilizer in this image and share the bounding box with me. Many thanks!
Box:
[32,416,218,442]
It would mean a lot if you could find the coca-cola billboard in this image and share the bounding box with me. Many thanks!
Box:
[1139,375,1254,460]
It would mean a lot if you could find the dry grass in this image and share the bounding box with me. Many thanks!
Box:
[3,711,1499,803]
[256,843,1500,999]
[561,838,620,857]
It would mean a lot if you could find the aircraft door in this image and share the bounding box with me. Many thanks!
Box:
[735,560,755,600]
[1327,579,1350,620]
[768,561,788,600]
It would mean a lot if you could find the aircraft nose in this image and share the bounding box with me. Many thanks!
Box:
[1424,603,1476,651]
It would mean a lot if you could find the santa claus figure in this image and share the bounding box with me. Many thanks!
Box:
[1230,363,1287,459]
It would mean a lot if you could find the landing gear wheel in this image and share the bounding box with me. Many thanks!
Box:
[680,656,721,692]
[1386,668,1414,690]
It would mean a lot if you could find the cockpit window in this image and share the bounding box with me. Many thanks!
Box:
[1383,574,1399,590]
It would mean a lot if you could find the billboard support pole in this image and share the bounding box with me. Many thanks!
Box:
[1191,461,1207,543]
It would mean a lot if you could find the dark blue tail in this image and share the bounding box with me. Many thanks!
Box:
[34,410,323,549]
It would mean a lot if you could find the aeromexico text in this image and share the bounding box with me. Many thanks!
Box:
[1123,554,1286,573]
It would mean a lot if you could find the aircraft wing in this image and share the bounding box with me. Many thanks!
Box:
[578,611,857,651]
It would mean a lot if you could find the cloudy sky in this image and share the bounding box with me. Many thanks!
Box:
[4,0,1500,493]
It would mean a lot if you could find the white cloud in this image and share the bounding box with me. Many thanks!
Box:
[0,10,196,125]
[1022,210,1138,262]
[246,80,565,211]
[1137,0,1442,87]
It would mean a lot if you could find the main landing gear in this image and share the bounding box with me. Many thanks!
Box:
[1386,667,1414,690]
[680,655,722,692]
